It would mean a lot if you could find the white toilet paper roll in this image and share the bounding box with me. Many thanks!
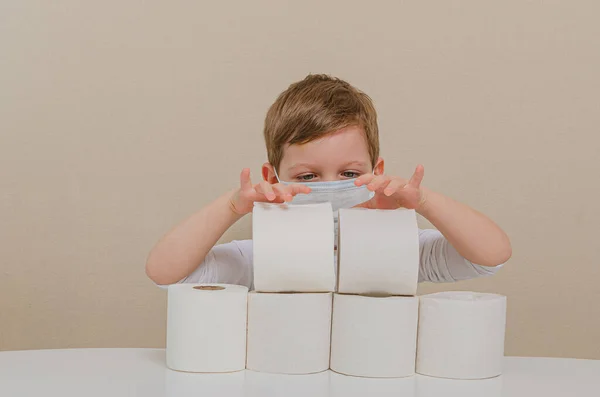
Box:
[246,292,332,374]
[416,291,507,379]
[330,293,419,378]
[337,208,419,295]
[252,202,335,292]
[166,284,248,373]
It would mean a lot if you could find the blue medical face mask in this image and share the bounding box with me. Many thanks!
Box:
[274,169,375,247]
[274,168,375,228]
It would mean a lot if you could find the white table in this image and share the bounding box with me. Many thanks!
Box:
[0,348,598,396]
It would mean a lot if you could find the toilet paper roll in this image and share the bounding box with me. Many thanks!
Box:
[337,208,419,295]
[330,293,419,378]
[416,291,507,379]
[246,292,332,374]
[252,202,335,292]
[166,284,248,373]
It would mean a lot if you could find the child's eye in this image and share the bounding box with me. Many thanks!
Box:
[297,174,316,181]
[341,171,360,178]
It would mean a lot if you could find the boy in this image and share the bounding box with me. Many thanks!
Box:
[146,75,511,288]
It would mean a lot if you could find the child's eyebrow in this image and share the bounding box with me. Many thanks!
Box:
[342,161,368,168]
[288,161,368,172]
[288,163,317,172]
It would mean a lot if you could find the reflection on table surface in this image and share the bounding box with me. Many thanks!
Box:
[0,349,598,397]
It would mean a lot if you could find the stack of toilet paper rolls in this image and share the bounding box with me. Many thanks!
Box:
[165,202,507,380]
[330,207,420,378]
[246,202,335,374]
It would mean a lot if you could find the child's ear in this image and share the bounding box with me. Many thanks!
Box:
[262,162,278,183]
[373,157,385,175]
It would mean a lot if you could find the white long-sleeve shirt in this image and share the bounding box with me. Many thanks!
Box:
[164,229,502,289]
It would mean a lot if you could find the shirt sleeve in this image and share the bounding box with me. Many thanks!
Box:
[418,229,503,283]
[157,240,254,289]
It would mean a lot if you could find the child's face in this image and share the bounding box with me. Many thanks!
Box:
[263,125,383,183]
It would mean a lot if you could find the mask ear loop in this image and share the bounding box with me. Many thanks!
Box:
[273,167,282,183]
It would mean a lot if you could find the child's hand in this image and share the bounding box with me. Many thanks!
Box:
[354,165,426,211]
[229,168,312,215]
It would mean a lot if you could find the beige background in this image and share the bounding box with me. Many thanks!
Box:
[1,1,599,358]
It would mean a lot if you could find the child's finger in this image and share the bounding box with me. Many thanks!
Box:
[239,168,253,191]
[289,184,312,195]
[276,184,311,199]
[367,175,391,191]
[353,199,376,209]
[272,184,293,201]
[255,181,276,201]
[384,178,406,196]
[408,165,425,188]
[355,174,375,186]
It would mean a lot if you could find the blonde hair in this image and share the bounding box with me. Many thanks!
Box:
[264,74,379,171]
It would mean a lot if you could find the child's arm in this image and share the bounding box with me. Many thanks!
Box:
[145,168,310,285]
[356,165,511,267]
[145,191,242,285]
[417,187,511,267]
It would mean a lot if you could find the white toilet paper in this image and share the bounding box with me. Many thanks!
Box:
[330,293,419,378]
[416,291,507,379]
[337,208,419,295]
[246,292,333,374]
[166,284,248,373]
[252,202,335,292]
